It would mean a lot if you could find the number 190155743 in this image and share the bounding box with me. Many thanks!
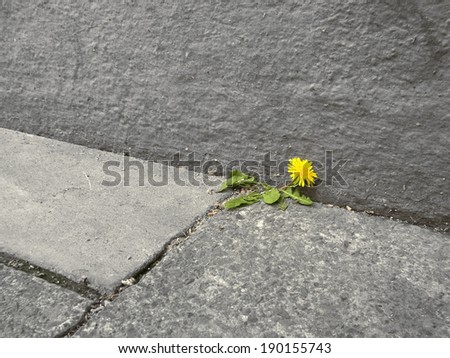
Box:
[260,342,331,354]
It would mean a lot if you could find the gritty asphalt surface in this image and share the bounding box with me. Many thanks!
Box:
[76,203,449,338]
[0,263,91,338]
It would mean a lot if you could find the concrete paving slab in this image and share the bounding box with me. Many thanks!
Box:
[1,1,449,228]
[0,128,220,292]
[1,263,91,337]
[77,203,449,338]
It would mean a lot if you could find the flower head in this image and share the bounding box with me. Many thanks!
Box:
[288,157,317,187]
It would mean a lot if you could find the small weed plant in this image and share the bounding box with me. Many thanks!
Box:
[218,157,318,210]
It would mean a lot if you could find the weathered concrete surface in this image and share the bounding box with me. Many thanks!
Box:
[1,1,449,229]
[0,263,91,337]
[0,128,221,292]
[76,203,449,338]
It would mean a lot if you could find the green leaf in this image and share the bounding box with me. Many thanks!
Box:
[217,181,229,192]
[278,196,289,211]
[231,171,255,185]
[237,177,256,186]
[243,192,262,202]
[295,194,313,206]
[224,197,248,209]
[280,187,313,206]
[230,169,247,179]
[218,170,256,192]
[262,187,280,204]
[230,170,248,183]
[292,188,313,206]
[223,192,261,209]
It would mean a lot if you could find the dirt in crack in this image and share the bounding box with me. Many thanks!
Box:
[0,252,100,299]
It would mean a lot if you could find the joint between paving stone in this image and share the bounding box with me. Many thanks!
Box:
[60,201,226,337]
[319,203,449,234]
[0,252,101,300]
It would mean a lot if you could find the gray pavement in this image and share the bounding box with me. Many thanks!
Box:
[0,128,220,292]
[0,263,91,338]
[76,204,449,338]
[0,129,449,337]
[1,1,449,229]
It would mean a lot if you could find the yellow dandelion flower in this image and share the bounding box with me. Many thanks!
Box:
[288,157,318,187]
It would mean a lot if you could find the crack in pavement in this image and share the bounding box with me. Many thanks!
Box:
[58,202,224,337]
[0,252,100,300]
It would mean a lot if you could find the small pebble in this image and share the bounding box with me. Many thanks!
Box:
[91,306,104,314]
[121,277,136,286]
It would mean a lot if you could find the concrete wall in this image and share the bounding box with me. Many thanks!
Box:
[1,0,449,229]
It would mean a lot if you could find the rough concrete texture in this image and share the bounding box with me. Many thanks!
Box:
[0,263,91,337]
[0,128,221,291]
[1,1,449,229]
[76,203,449,338]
